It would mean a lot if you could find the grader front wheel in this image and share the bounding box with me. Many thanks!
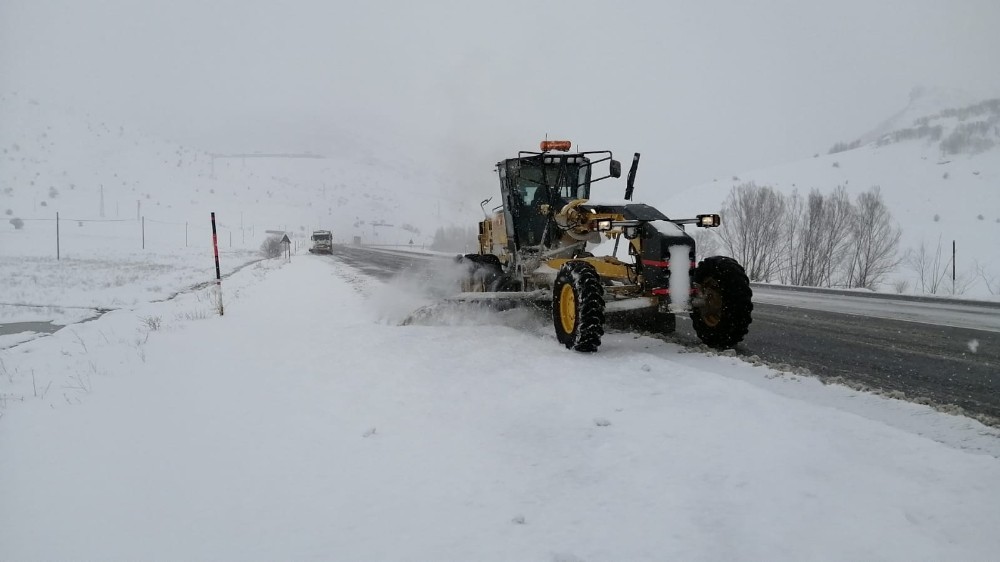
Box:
[552,261,605,352]
[690,256,753,348]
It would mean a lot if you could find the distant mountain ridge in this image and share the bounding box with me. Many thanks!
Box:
[830,87,1000,156]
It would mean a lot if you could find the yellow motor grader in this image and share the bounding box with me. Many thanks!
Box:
[456,140,752,352]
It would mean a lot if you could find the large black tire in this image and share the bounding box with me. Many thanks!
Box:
[690,256,753,348]
[552,261,605,352]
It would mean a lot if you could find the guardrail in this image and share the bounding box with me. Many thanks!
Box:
[751,282,1000,308]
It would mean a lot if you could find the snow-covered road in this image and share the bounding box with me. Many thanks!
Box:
[2,256,999,561]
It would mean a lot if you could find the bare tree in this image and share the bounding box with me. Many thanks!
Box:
[780,190,804,285]
[974,260,999,295]
[951,269,978,295]
[847,186,901,289]
[815,186,854,286]
[718,182,787,282]
[783,187,854,287]
[691,228,722,262]
[905,237,948,294]
[794,190,827,286]
[907,237,983,295]
[260,235,284,258]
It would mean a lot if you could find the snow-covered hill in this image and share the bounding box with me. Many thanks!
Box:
[659,89,1000,298]
[0,91,475,250]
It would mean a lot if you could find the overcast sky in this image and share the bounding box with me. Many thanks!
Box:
[3,0,1000,189]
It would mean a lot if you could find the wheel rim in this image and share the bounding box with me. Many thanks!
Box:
[701,278,723,327]
[559,284,576,334]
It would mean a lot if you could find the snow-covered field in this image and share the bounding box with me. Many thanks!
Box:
[0,91,473,254]
[0,218,262,350]
[2,254,999,561]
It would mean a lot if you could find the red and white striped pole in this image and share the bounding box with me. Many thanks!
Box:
[211,212,224,315]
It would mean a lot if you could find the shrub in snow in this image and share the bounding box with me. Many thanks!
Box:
[940,122,996,155]
[260,235,284,258]
[828,139,861,154]
[141,316,162,331]
[48,186,58,198]
[4,208,11,215]
[10,217,24,229]
[933,214,940,222]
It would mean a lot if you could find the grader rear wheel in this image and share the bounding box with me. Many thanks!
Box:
[552,261,605,352]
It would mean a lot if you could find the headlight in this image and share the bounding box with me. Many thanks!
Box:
[697,214,721,228]
[596,219,613,231]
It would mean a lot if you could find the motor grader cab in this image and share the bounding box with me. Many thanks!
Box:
[459,139,753,352]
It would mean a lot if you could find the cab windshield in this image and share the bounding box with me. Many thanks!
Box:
[517,159,589,205]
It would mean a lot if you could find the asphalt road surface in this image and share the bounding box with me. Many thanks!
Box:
[328,245,1000,422]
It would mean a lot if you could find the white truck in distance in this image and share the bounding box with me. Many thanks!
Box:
[309,230,333,254]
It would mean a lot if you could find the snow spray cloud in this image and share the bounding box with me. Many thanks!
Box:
[366,256,548,331]
[368,258,469,325]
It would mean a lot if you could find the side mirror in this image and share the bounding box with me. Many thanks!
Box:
[609,159,622,178]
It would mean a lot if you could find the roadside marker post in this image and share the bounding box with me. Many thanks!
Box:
[211,212,224,316]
